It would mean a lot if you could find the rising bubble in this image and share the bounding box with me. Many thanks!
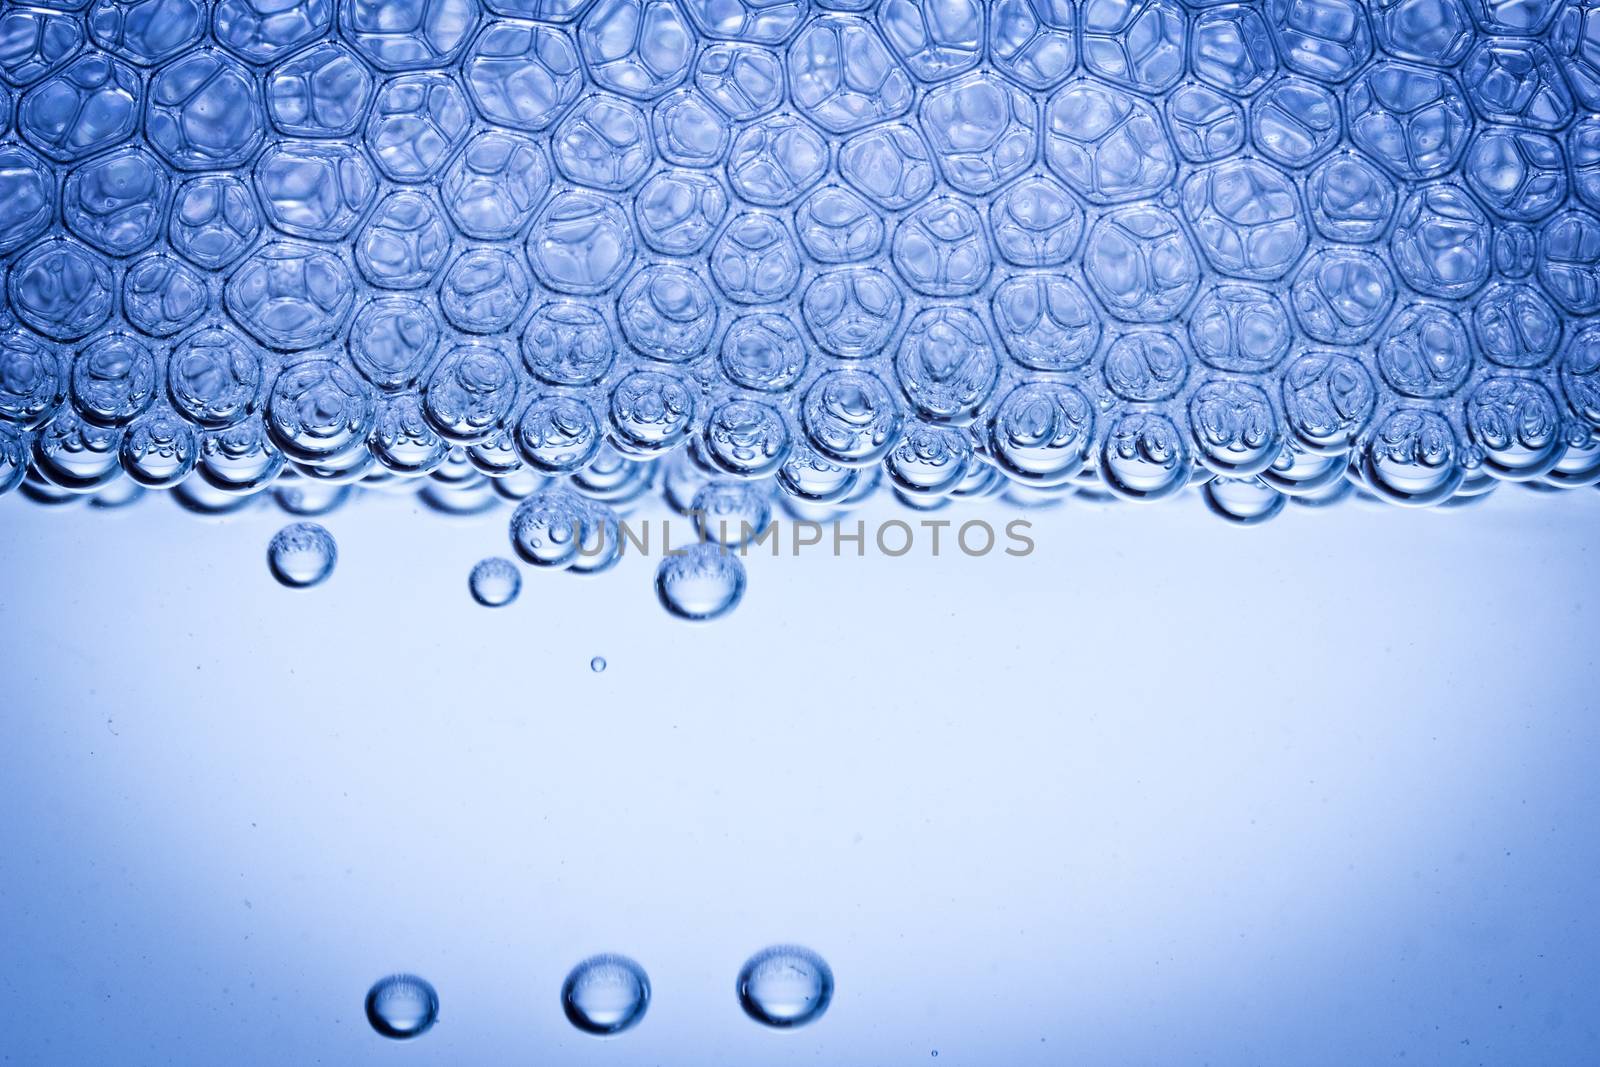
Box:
[736,945,833,1029]
[364,974,438,1041]
[267,521,337,588]
[561,954,650,1036]
[656,543,746,621]
[468,556,521,607]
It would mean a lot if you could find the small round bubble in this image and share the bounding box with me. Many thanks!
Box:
[468,556,521,607]
[267,521,337,589]
[736,945,834,1029]
[364,974,438,1041]
[655,543,746,622]
[591,656,607,673]
[561,954,650,1036]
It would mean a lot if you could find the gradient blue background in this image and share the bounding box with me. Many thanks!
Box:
[1,486,1597,1064]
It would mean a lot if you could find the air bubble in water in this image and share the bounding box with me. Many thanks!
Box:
[561,954,650,1036]
[469,556,521,607]
[591,656,607,672]
[692,480,772,547]
[365,974,438,1040]
[736,945,833,1029]
[267,522,337,588]
[510,489,585,569]
[656,544,746,621]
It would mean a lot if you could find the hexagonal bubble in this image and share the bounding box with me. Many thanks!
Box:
[442,248,531,334]
[341,0,479,72]
[464,21,583,132]
[70,331,155,427]
[1539,210,1600,316]
[636,168,727,255]
[1181,159,1308,282]
[1163,82,1244,164]
[609,367,698,455]
[1188,284,1292,373]
[62,147,170,257]
[1495,222,1538,278]
[1463,41,1572,132]
[1,9,83,86]
[485,0,592,19]
[988,380,1092,486]
[727,113,826,206]
[1306,151,1396,243]
[1467,0,1560,34]
[837,123,935,210]
[1463,127,1565,224]
[709,211,802,305]
[553,93,653,190]
[1360,407,1463,507]
[1562,325,1600,427]
[527,189,635,294]
[1376,302,1473,399]
[1044,79,1175,204]
[145,49,262,170]
[1574,117,1600,213]
[366,73,471,183]
[1188,378,1281,477]
[801,266,902,358]
[719,311,806,391]
[892,197,991,298]
[369,390,448,472]
[7,238,113,342]
[1552,1,1600,111]
[1390,184,1492,300]
[1250,78,1340,170]
[267,43,374,138]
[693,43,782,120]
[885,421,971,498]
[170,174,262,269]
[1264,0,1371,84]
[788,15,913,134]
[0,143,55,255]
[265,358,376,462]
[441,131,550,241]
[214,0,332,65]
[0,327,66,430]
[514,391,601,473]
[919,74,1036,197]
[1281,349,1375,455]
[1100,328,1186,402]
[1083,205,1199,324]
[227,242,356,351]
[1345,62,1473,182]
[793,183,881,263]
[987,175,1083,268]
[355,191,453,290]
[579,0,694,99]
[990,273,1099,372]
[1371,0,1476,67]
[650,87,728,168]
[254,140,378,241]
[801,367,901,467]
[89,0,203,66]
[521,300,614,385]
[988,0,1076,91]
[422,341,522,444]
[879,0,981,82]
[20,51,140,162]
[1100,409,1189,500]
[1465,376,1564,481]
[1191,4,1276,95]
[167,326,263,427]
[617,263,718,361]
[347,296,439,390]
[1290,246,1395,344]
[122,253,207,337]
[1079,0,1185,94]
[892,306,998,425]
[681,0,806,44]
[1472,282,1559,369]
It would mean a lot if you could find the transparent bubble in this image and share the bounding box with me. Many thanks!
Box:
[1202,477,1287,525]
[561,954,650,1036]
[591,656,607,672]
[655,543,746,621]
[509,489,586,569]
[267,521,337,589]
[364,974,438,1041]
[468,556,521,607]
[736,945,834,1029]
[693,480,773,547]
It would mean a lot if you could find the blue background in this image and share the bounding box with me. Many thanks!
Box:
[1,486,1597,1064]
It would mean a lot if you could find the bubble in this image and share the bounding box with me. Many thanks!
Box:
[267,521,337,588]
[561,954,650,1036]
[591,655,607,672]
[364,974,438,1041]
[692,479,773,547]
[510,488,586,569]
[736,945,834,1029]
[468,556,521,608]
[1202,477,1287,525]
[656,543,746,621]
